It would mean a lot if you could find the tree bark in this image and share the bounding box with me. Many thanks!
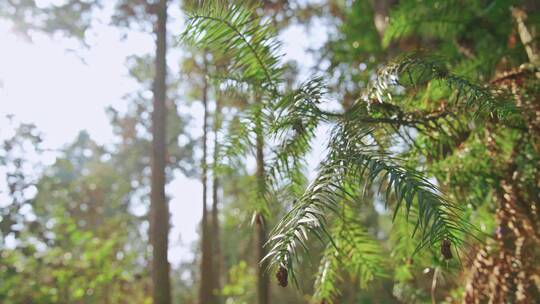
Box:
[464,13,540,297]
[255,214,269,304]
[150,0,171,303]
[369,0,397,38]
[255,104,270,304]
[211,95,222,302]
[199,59,215,304]
[464,148,540,303]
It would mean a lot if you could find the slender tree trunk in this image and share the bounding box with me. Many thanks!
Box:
[255,104,270,304]
[369,0,397,38]
[211,96,222,302]
[255,215,269,304]
[150,0,171,303]
[199,59,215,304]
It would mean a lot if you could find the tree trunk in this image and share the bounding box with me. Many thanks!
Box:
[369,0,397,38]
[199,58,215,304]
[255,105,270,304]
[464,152,540,303]
[150,0,171,303]
[211,95,222,302]
[255,214,269,304]
[464,9,540,302]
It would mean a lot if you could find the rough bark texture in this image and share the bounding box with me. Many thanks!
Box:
[255,107,270,304]
[464,149,540,303]
[463,8,540,303]
[150,0,171,303]
[199,62,215,304]
[211,96,222,301]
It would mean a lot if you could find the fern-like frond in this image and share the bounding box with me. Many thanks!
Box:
[182,1,283,93]
[215,114,254,174]
[266,77,328,196]
[313,214,387,304]
[363,54,518,119]
[264,121,471,285]
[313,241,341,303]
[263,164,340,286]
[329,121,471,249]
[339,222,387,289]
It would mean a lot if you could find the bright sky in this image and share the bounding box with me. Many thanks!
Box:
[0,9,327,266]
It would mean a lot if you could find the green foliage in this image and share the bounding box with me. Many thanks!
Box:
[364,54,518,119]
[266,77,327,197]
[0,215,148,304]
[182,1,283,92]
[219,260,256,304]
[264,120,471,283]
[182,2,485,302]
[383,0,474,48]
[0,129,150,303]
[313,211,387,303]
[3,0,539,302]
[0,122,43,243]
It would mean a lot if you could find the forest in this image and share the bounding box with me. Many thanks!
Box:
[1,0,539,303]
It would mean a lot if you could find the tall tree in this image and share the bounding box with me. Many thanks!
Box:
[211,91,223,301]
[198,57,215,304]
[182,4,284,303]
[150,0,171,303]
[254,109,269,304]
[2,1,187,302]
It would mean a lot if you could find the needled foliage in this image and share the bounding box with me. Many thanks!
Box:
[181,1,482,302]
[313,212,387,303]
[182,1,283,92]
[181,0,540,303]
[2,0,540,303]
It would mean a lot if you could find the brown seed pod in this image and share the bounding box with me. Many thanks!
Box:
[276,266,288,287]
[441,239,453,260]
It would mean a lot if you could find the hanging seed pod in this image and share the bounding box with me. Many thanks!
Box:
[276,266,288,287]
[441,238,453,260]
